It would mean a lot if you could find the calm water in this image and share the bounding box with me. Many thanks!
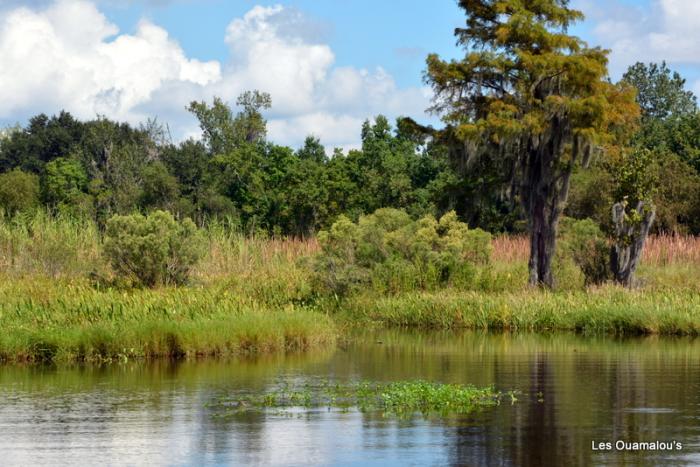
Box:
[1,331,699,466]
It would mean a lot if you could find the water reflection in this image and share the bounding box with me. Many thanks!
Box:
[0,332,699,465]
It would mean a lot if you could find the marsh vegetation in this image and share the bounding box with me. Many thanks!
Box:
[1,209,699,363]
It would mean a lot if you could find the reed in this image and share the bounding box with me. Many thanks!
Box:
[341,288,700,336]
[492,233,700,266]
[1,212,699,364]
[0,276,336,363]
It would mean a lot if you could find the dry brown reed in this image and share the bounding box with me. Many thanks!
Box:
[641,234,700,266]
[492,234,700,266]
[492,235,529,264]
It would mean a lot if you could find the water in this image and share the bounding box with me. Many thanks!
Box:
[1,331,699,466]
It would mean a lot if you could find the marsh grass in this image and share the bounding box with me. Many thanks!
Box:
[1,212,700,364]
[208,380,503,418]
[0,210,102,278]
[493,233,700,266]
[0,277,335,363]
[341,288,700,335]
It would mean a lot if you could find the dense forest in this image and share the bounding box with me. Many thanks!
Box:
[1,61,698,240]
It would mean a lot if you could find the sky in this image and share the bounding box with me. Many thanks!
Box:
[1,0,699,151]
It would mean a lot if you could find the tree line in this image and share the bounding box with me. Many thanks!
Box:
[0,95,450,237]
[2,1,700,287]
[2,65,699,232]
[2,61,698,234]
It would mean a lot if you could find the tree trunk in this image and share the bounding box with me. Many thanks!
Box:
[611,201,655,287]
[527,195,559,288]
[523,122,572,288]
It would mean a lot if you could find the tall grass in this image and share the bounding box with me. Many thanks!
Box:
[1,211,699,364]
[0,212,335,363]
[493,233,700,266]
[0,277,336,363]
[341,288,700,336]
[0,210,101,278]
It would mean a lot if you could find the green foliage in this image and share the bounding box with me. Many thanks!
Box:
[418,0,639,287]
[0,278,336,363]
[188,91,271,155]
[140,161,181,212]
[313,208,492,296]
[210,380,501,418]
[0,111,83,173]
[43,157,91,216]
[652,152,700,233]
[557,218,611,287]
[1,66,697,239]
[612,147,658,207]
[0,169,40,215]
[104,210,205,287]
[622,61,697,122]
[566,165,615,230]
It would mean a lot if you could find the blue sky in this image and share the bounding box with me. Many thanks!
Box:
[0,0,698,150]
[97,0,466,88]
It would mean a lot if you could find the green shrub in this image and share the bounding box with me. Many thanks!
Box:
[104,210,205,287]
[557,217,611,287]
[313,208,491,296]
[0,169,40,215]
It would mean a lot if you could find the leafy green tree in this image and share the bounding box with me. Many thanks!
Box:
[234,90,272,144]
[623,62,700,173]
[297,136,327,163]
[652,152,700,233]
[79,118,154,224]
[43,157,89,206]
[420,0,638,287]
[610,148,657,287]
[188,97,236,156]
[0,169,40,215]
[211,143,269,231]
[623,62,697,122]
[0,111,83,173]
[188,91,271,155]
[565,164,614,230]
[324,116,444,223]
[286,145,330,236]
[140,161,181,212]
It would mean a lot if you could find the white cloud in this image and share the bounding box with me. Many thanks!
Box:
[0,0,220,122]
[212,4,430,147]
[577,0,700,77]
[268,112,364,154]
[0,0,431,150]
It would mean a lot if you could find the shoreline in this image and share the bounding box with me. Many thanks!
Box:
[2,281,699,364]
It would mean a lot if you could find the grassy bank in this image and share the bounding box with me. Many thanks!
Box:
[0,277,335,363]
[1,212,700,363]
[340,289,700,335]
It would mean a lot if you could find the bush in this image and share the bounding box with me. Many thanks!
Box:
[313,208,492,296]
[557,217,611,287]
[0,169,40,215]
[104,210,205,287]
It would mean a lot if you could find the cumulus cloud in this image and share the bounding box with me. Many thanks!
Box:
[0,0,431,150]
[0,0,220,122]
[575,0,700,77]
[211,5,430,148]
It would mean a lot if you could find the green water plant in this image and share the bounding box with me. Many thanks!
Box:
[209,380,503,418]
